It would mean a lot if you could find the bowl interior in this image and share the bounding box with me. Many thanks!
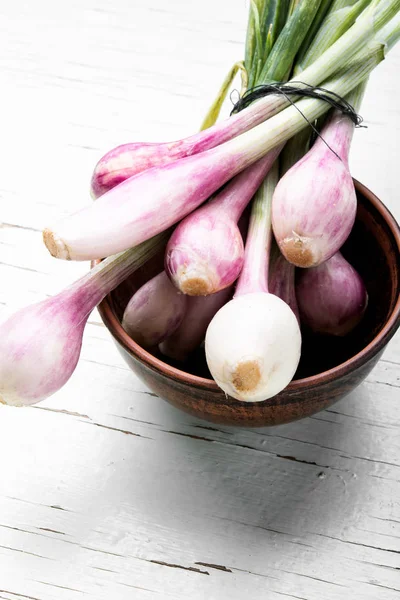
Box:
[109,183,400,383]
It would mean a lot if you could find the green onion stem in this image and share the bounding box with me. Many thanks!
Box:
[291,0,399,90]
[294,0,373,73]
[258,0,323,83]
[345,78,369,114]
[200,62,247,131]
[293,0,334,66]
[246,0,292,87]
[77,231,169,308]
[236,0,398,136]
[378,11,400,52]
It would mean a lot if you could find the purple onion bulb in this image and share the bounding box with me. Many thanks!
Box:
[296,251,368,336]
[269,251,300,323]
[122,271,187,348]
[272,109,357,268]
[159,286,233,361]
[164,150,281,295]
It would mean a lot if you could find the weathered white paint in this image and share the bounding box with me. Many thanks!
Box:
[0,1,399,598]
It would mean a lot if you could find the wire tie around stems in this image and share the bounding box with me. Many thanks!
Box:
[230,82,367,160]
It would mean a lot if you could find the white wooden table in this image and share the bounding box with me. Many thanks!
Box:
[0,2,399,598]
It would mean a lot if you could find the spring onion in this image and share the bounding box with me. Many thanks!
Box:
[0,232,167,406]
[272,81,367,267]
[205,165,301,402]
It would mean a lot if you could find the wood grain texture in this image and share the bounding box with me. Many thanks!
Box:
[0,1,399,599]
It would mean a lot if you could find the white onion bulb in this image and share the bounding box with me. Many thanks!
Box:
[205,293,301,402]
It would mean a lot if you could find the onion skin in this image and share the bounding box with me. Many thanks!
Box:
[122,271,187,348]
[272,111,357,268]
[159,287,232,362]
[296,251,368,336]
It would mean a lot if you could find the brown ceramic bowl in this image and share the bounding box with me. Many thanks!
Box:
[97,180,400,427]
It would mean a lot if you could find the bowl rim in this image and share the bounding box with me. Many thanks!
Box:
[97,179,400,391]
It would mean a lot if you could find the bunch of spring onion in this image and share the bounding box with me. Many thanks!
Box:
[0,0,399,407]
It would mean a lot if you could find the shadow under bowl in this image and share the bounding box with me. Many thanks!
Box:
[98,180,400,427]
